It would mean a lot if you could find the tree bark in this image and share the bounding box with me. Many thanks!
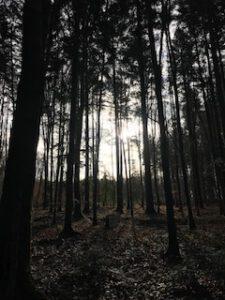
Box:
[0,0,47,298]
[145,0,180,258]
[92,54,105,225]
[166,26,196,229]
[113,60,124,214]
[136,0,155,216]
[63,0,80,234]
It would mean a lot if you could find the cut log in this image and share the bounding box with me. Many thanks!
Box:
[105,213,120,229]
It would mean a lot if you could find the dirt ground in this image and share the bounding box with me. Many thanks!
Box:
[31,206,225,300]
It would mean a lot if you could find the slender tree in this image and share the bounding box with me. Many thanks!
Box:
[145,0,180,258]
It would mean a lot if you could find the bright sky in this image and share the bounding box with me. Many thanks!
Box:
[36,105,143,180]
[98,108,141,179]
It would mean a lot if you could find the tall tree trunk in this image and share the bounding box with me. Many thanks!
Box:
[136,1,155,215]
[166,27,196,229]
[83,82,90,214]
[57,160,64,212]
[207,5,225,138]
[210,33,225,124]
[122,140,130,210]
[92,54,105,225]
[137,121,145,208]
[74,29,89,220]
[194,36,223,209]
[0,0,47,298]
[73,103,84,220]
[145,0,180,258]
[42,119,50,209]
[204,33,225,214]
[182,72,202,216]
[127,138,133,217]
[152,136,161,214]
[63,1,80,234]
[53,92,64,224]
[49,105,55,213]
[113,60,124,214]
[0,82,6,164]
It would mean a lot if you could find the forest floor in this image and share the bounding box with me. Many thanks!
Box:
[31,205,225,300]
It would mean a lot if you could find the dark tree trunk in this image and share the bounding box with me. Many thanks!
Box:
[63,1,80,234]
[74,29,89,220]
[127,139,133,217]
[166,27,196,229]
[57,160,64,212]
[145,0,180,259]
[137,123,145,208]
[204,33,225,214]
[136,0,155,216]
[152,136,161,214]
[42,120,50,209]
[92,54,105,225]
[73,103,84,220]
[49,106,55,213]
[83,83,90,214]
[182,72,202,216]
[0,0,47,298]
[208,12,225,138]
[0,82,6,163]
[122,140,130,210]
[113,60,124,214]
[53,92,64,224]
[36,167,43,207]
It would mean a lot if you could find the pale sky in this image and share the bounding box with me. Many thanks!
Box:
[37,106,143,180]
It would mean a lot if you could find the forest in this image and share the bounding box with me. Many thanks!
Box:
[0,0,225,299]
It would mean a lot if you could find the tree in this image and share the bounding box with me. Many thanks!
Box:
[166,11,196,229]
[63,0,81,235]
[0,0,49,298]
[135,0,156,216]
[145,0,180,259]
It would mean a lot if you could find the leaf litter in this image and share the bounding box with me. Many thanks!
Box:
[31,207,225,299]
